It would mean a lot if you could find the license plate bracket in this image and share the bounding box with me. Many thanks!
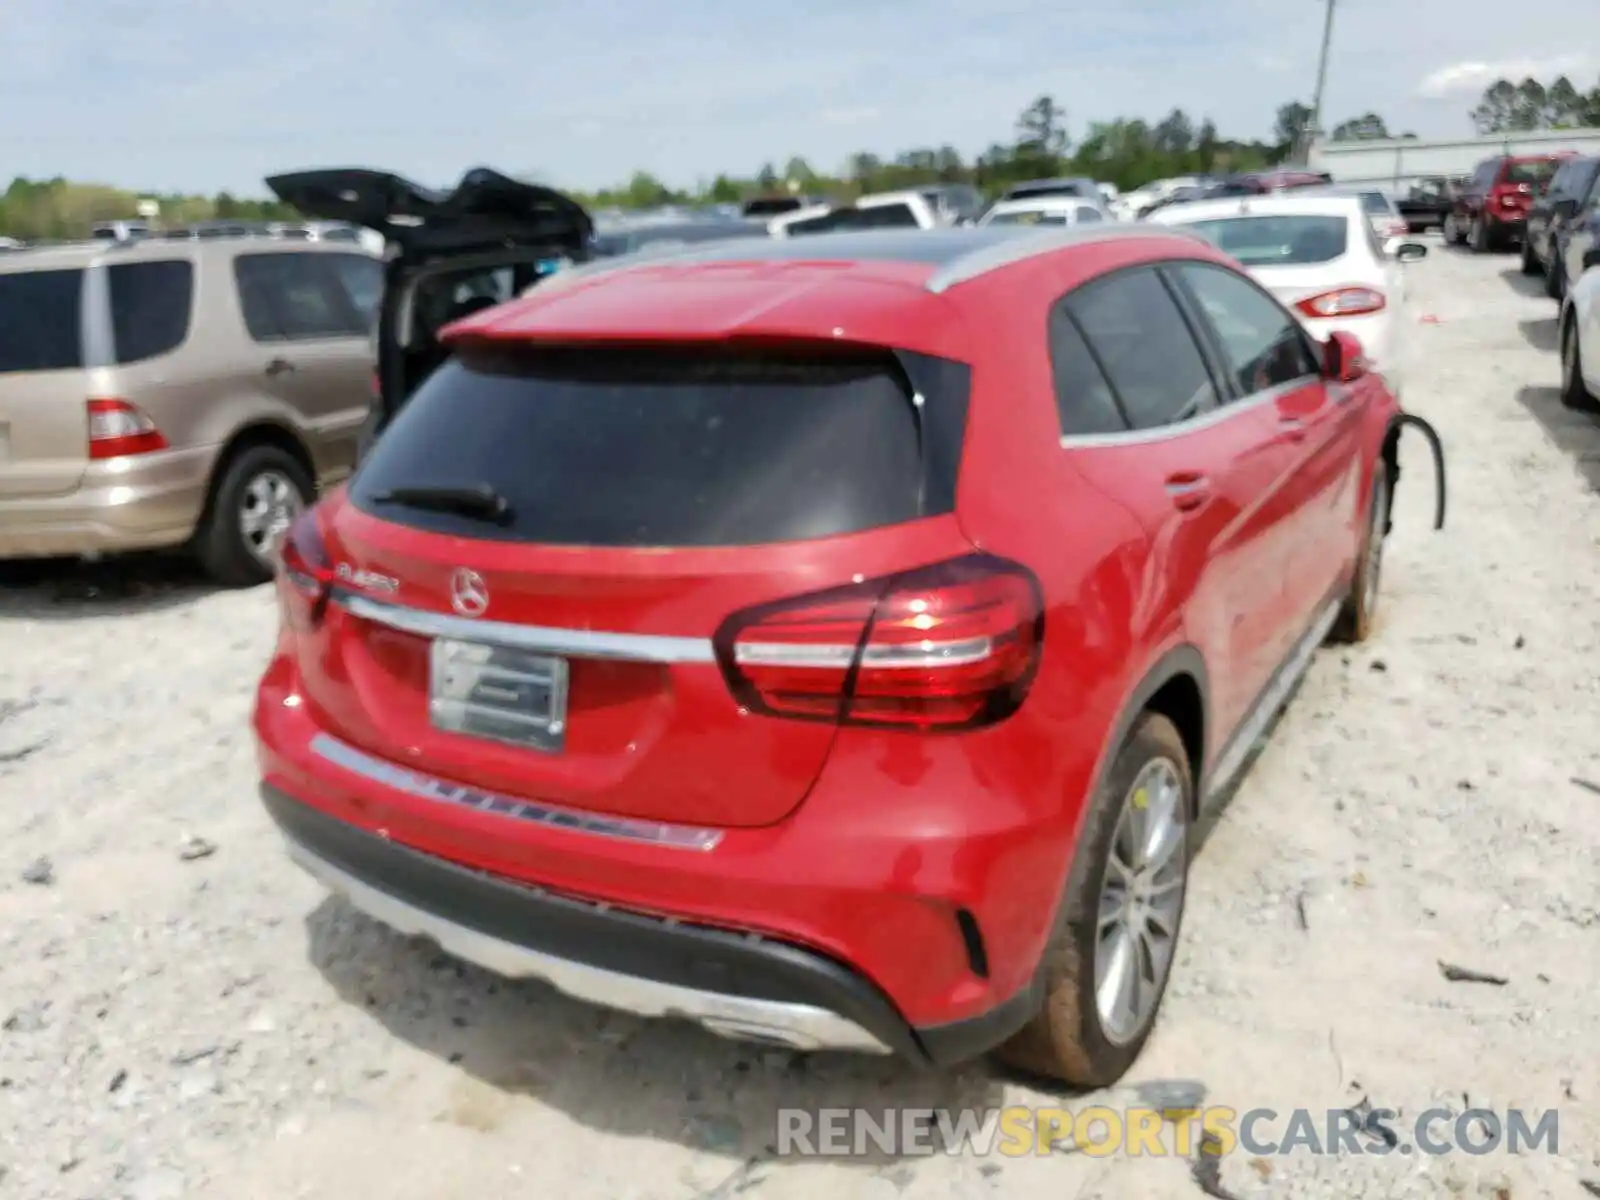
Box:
[428,637,568,754]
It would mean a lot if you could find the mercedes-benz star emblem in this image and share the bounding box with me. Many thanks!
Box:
[449,568,489,617]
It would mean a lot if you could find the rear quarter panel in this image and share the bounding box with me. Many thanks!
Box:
[911,240,1215,994]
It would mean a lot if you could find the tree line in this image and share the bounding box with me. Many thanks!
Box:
[4,78,1599,241]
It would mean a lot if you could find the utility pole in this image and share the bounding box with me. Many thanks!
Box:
[1304,0,1338,165]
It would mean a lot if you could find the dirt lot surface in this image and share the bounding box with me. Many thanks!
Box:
[2,242,1598,1200]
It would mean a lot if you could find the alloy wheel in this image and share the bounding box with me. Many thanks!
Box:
[239,469,303,563]
[1094,758,1188,1046]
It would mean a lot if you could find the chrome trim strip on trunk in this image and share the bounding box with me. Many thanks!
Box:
[285,835,894,1055]
[334,589,717,664]
[310,732,724,851]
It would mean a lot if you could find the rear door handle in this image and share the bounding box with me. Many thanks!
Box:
[1278,414,1308,440]
[265,357,295,377]
[1164,471,1211,512]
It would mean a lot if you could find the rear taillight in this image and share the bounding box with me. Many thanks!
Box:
[277,509,333,629]
[716,555,1044,731]
[86,398,168,459]
[1295,288,1387,318]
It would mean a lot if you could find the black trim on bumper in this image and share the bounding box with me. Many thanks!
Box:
[261,785,1033,1065]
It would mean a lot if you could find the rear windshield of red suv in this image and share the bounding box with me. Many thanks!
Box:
[349,344,943,547]
[1503,160,1559,186]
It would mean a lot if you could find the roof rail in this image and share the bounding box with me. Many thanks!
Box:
[923,223,1211,294]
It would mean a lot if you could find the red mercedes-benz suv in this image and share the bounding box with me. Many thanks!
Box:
[254,224,1418,1086]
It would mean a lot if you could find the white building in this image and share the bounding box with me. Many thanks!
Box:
[1309,127,1600,192]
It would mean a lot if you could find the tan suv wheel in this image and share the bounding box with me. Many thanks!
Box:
[195,445,313,587]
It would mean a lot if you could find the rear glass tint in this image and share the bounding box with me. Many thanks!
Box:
[1504,160,1559,186]
[988,210,1070,226]
[0,268,84,373]
[107,260,194,364]
[351,346,932,547]
[1178,215,1349,266]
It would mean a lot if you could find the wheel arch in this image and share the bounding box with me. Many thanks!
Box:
[1099,644,1211,817]
[197,421,317,523]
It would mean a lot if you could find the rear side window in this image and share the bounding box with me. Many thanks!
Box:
[0,269,83,373]
[1173,264,1318,396]
[351,346,943,547]
[107,260,193,364]
[325,253,383,328]
[1504,160,1558,187]
[1066,268,1217,431]
[1074,205,1104,223]
[234,253,363,341]
[1047,305,1128,436]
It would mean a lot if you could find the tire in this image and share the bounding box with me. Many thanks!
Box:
[996,713,1192,1087]
[1332,468,1390,644]
[194,444,314,587]
[1470,215,1491,253]
[1521,237,1541,275]
[1441,213,1459,245]
[1545,252,1565,301]
[1561,313,1598,413]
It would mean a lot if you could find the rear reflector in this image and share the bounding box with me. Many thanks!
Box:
[86,398,168,459]
[1295,288,1386,319]
[716,555,1044,731]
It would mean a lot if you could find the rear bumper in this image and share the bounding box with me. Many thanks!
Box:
[0,446,213,559]
[263,781,1038,1063]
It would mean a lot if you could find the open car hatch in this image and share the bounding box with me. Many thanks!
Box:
[265,167,594,260]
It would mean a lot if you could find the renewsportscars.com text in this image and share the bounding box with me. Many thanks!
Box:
[775,1106,1561,1158]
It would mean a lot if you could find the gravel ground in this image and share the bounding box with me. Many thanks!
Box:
[2,242,1598,1200]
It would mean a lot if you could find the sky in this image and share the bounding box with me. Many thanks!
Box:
[0,0,1595,197]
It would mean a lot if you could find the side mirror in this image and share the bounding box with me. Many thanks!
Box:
[1395,241,1428,263]
[1323,331,1368,383]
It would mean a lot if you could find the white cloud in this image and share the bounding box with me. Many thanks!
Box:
[1416,54,1596,98]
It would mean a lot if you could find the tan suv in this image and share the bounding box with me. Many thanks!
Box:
[0,236,381,584]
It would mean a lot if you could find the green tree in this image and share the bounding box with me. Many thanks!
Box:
[1273,101,1313,156]
[1013,95,1069,173]
[1330,113,1390,141]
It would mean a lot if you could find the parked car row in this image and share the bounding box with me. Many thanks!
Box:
[1,154,1458,1092]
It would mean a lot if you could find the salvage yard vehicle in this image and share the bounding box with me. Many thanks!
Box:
[255,223,1444,1087]
[1443,152,1571,253]
[266,167,594,460]
[1524,155,1600,300]
[1148,192,1427,396]
[0,236,382,584]
[1559,251,1600,413]
[978,196,1109,228]
[775,190,952,236]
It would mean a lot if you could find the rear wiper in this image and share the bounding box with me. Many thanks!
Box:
[369,482,514,523]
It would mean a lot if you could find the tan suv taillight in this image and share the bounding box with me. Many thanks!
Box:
[86,398,169,460]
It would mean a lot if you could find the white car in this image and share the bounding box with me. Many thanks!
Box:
[767,203,833,237]
[1147,193,1427,392]
[978,196,1111,228]
[773,190,945,237]
[1559,254,1600,413]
